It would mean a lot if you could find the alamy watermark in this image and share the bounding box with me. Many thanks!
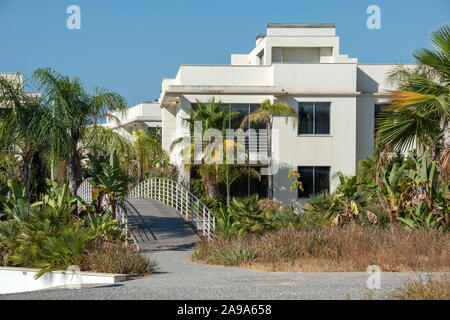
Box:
[366,265,381,289]
[366,5,381,30]
[66,5,81,30]
[66,265,82,289]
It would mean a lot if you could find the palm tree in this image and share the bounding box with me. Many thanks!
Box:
[132,129,167,182]
[217,164,261,207]
[377,24,449,169]
[240,99,297,199]
[33,68,127,196]
[171,98,240,199]
[0,74,47,199]
[81,125,134,173]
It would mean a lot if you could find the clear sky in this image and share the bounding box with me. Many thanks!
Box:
[0,0,449,106]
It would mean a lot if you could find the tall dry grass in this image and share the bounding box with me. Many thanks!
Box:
[81,240,157,276]
[390,276,450,300]
[192,226,450,272]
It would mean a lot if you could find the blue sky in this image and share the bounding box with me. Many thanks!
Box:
[0,0,449,106]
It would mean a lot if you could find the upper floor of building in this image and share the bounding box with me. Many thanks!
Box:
[231,23,356,66]
[160,24,414,108]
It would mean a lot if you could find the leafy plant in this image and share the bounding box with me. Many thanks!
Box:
[326,172,362,226]
[88,211,124,239]
[33,180,78,212]
[406,150,437,209]
[88,150,128,217]
[229,195,274,236]
[212,203,236,237]
[377,163,407,222]
[398,202,444,229]
[31,227,95,278]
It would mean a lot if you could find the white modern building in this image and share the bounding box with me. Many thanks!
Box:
[156,23,413,207]
[104,102,162,140]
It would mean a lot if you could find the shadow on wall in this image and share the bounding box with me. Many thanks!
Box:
[273,163,342,210]
[273,164,306,209]
[357,68,379,93]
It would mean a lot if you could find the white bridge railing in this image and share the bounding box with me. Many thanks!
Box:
[129,178,215,241]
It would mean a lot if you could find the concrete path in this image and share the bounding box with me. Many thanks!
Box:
[124,198,199,252]
[0,199,445,300]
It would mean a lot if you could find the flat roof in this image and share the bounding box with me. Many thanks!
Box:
[256,33,266,40]
[267,23,335,28]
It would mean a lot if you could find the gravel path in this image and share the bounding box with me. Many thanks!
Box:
[1,249,443,300]
[0,199,445,300]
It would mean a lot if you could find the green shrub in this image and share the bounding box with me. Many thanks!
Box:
[301,192,333,229]
[209,239,257,265]
[190,178,206,199]
[31,227,96,278]
[0,180,136,278]
[87,211,124,240]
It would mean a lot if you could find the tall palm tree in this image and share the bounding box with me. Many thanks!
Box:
[240,99,297,200]
[377,24,449,168]
[33,68,127,196]
[171,98,240,199]
[0,74,47,199]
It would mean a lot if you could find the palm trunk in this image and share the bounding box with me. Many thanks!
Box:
[226,184,231,207]
[137,157,143,183]
[225,166,231,207]
[20,157,32,201]
[207,180,220,200]
[67,151,82,196]
[204,176,219,200]
[267,122,273,200]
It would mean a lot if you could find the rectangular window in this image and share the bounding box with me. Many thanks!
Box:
[297,166,330,198]
[298,102,330,135]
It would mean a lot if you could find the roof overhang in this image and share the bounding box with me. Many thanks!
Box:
[113,116,161,127]
[160,85,370,107]
[161,85,287,107]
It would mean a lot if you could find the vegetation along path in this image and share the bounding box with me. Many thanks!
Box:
[0,199,446,300]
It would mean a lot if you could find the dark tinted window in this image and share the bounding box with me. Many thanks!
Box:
[230,104,249,129]
[298,102,330,135]
[297,166,330,198]
[315,167,330,195]
[298,103,314,134]
[315,103,330,134]
[297,166,313,198]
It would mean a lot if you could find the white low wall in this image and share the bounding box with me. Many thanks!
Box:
[0,267,128,294]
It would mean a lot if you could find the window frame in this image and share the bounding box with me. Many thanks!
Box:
[297,102,331,136]
[297,166,330,198]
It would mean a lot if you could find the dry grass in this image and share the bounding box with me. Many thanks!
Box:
[390,276,450,300]
[81,240,157,277]
[192,226,450,272]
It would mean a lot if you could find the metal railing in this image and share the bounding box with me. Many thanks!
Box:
[129,178,215,240]
[76,178,93,203]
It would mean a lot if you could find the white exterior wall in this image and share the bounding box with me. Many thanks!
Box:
[273,96,357,207]
[162,106,177,152]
